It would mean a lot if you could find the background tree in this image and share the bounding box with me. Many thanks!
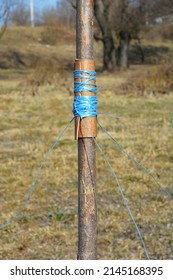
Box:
[68,0,173,71]
[94,0,146,70]
[41,7,59,26]
[68,0,117,71]
[94,0,117,71]
[138,0,173,24]
[41,1,75,28]
[111,0,143,69]
[96,0,172,69]
[57,0,75,28]
[68,0,143,70]
[98,0,173,70]
[0,0,11,39]
[10,0,30,26]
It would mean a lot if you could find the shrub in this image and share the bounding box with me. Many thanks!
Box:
[160,24,173,40]
[40,26,58,45]
[143,24,173,42]
[136,63,173,95]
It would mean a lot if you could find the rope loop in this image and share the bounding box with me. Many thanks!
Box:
[74,70,97,94]
[73,70,98,119]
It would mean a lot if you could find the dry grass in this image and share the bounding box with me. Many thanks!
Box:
[0,27,173,260]
[119,63,173,96]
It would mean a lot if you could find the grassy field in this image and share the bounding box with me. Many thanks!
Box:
[0,27,173,260]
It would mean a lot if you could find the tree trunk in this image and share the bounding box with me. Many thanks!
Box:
[136,42,145,64]
[94,0,117,71]
[103,36,117,71]
[118,31,130,69]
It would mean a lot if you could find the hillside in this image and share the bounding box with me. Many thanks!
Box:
[0,26,173,260]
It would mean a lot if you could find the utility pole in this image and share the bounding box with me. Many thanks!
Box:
[75,0,97,260]
[30,0,34,27]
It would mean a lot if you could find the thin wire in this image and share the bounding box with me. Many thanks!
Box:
[0,118,74,230]
[82,119,150,260]
[98,120,173,199]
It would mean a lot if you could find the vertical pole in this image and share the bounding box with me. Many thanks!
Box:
[76,0,97,260]
[30,0,34,27]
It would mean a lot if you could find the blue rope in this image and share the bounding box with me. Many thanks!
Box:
[73,96,98,118]
[74,70,97,94]
[73,70,98,119]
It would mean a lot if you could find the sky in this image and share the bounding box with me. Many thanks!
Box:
[0,0,63,26]
[0,1,62,13]
[30,0,58,11]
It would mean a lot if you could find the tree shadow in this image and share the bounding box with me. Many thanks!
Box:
[129,44,171,65]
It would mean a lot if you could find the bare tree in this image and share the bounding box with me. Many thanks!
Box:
[41,7,59,26]
[57,0,75,28]
[111,0,143,69]
[138,0,173,24]
[0,0,11,39]
[94,0,144,70]
[95,0,173,69]
[94,0,117,71]
[10,0,30,26]
[67,0,140,70]
[67,0,173,71]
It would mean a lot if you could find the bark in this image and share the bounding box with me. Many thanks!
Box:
[103,36,116,71]
[118,31,131,69]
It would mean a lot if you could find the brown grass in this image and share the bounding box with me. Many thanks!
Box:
[119,63,173,96]
[0,27,173,260]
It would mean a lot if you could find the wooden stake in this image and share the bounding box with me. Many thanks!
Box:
[76,0,97,260]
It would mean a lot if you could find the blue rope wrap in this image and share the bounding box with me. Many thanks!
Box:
[74,70,97,94]
[73,96,98,119]
[73,70,98,119]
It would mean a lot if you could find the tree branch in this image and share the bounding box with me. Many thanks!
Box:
[67,0,76,10]
[0,1,10,40]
